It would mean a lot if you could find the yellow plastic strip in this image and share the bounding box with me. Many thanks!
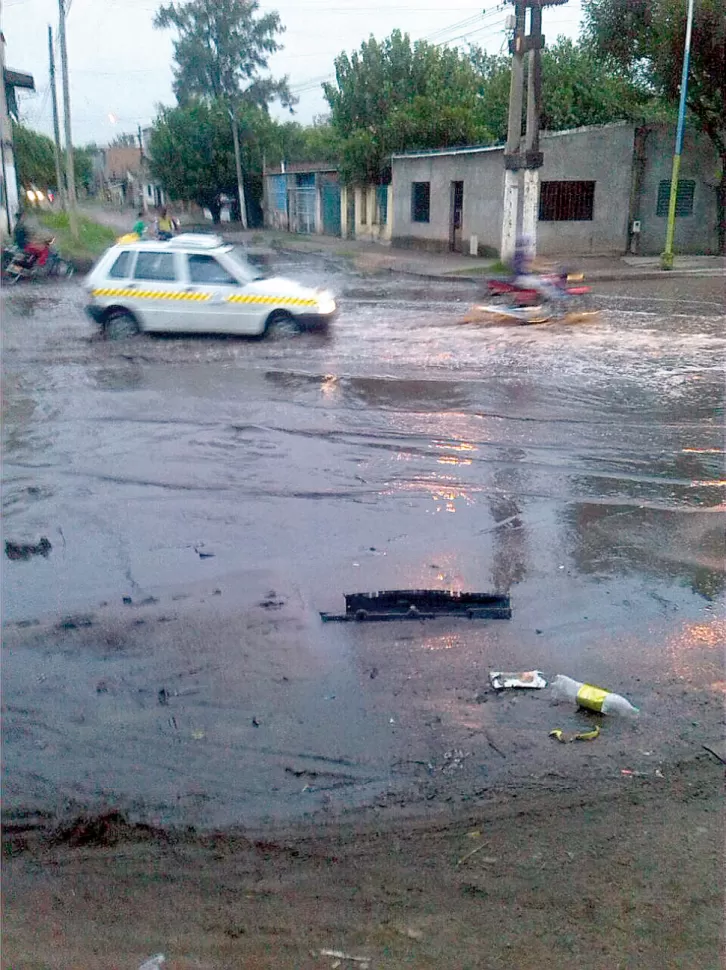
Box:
[576,684,609,712]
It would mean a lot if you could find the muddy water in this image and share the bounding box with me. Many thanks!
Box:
[2,255,724,827]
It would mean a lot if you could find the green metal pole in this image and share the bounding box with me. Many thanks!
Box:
[661,0,694,270]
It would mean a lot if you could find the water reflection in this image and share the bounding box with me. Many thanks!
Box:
[667,618,726,684]
[488,452,529,592]
[564,503,725,599]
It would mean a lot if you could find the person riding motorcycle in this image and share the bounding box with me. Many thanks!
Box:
[13,211,51,268]
[511,235,565,303]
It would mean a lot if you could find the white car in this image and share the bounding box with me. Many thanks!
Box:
[84,234,337,338]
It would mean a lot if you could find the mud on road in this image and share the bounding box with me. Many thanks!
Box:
[2,255,724,966]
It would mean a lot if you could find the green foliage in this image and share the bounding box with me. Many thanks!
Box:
[470,38,654,143]
[111,132,139,147]
[262,119,339,167]
[13,123,55,189]
[154,0,292,109]
[584,0,726,250]
[584,0,725,149]
[36,210,115,261]
[149,100,238,220]
[13,123,95,193]
[323,30,493,182]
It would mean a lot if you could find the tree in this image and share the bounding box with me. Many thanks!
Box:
[153,0,292,109]
[111,132,139,148]
[584,0,726,252]
[324,30,493,183]
[469,38,654,143]
[13,123,94,194]
[13,123,56,190]
[149,100,238,222]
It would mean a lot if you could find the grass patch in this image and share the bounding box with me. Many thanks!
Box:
[37,210,115,262]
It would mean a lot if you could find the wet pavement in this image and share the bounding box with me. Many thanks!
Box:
[2,253,724,828]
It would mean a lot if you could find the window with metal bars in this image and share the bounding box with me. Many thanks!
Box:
[656,179,695,217]
[539,181,595,221]
[411,182,431,223]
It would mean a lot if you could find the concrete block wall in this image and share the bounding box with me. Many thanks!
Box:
[634,125,720,255]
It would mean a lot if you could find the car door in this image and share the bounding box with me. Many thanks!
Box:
[182,253,262,334]
[128,250,186,332]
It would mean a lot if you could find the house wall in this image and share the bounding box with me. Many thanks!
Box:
[537,124,635,255]
[392,149,503,254]
[635,125,719,255]
[349,184,392,242]
[392,124,637,257]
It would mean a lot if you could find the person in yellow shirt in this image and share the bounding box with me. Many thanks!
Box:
[156,206,174,240]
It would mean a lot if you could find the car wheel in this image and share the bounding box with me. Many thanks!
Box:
[265,309,299,338]
[104,309,140,340]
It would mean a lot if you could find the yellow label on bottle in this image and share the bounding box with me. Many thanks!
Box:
[576,683,609,712]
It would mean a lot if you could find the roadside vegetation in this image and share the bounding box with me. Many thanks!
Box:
[36,210,115,263]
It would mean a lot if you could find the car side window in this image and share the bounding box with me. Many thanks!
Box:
[188,254,239,286]
[109,251,133,279]
[134,252,177,282]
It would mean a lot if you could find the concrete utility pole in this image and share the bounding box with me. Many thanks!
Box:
[501,0,526,263]
[229,104,248,229]
[58,0,78,238]
[521,2,543,254]
[500,0,566,262]
[48,25,66,208]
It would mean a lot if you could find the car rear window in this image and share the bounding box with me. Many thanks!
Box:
[109,250,133,279]
[134,252,176,282]
[188,254,238,285]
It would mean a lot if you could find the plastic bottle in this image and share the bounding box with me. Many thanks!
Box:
[550,674,639,717]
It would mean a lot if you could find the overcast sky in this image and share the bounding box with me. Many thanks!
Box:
[4,0,583,147]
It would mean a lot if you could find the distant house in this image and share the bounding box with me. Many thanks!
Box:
[263,162,341,236]
[140,127,166,211]
[263,163,393,243]
[104,144,144,207]
[391,122,721,257]
[0,31,35,234]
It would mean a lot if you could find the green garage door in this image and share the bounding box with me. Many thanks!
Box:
[322,181,342,236]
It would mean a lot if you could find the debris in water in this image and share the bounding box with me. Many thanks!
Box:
[321,589,511,622]
[702,740,726,764]
[56,614,94,630]
[489,670,547,690]
[5,537,52,560]
[138,957,166,970]
[318,950,370,966]
[194,543,215,558]
[549,726,601,743]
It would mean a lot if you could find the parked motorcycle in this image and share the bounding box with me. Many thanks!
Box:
[2,238,74,284]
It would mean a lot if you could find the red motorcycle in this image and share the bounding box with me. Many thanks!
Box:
[3,237,74,284]
[485,270,591,307]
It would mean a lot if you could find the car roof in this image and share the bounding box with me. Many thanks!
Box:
[119,233,230,253]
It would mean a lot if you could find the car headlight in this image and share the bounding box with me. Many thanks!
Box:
[316,297,336,315]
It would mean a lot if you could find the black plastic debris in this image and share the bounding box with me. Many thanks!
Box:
[320,589,511,622]
[5,537,52,560]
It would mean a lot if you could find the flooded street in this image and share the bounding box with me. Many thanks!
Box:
[2,253,724,828]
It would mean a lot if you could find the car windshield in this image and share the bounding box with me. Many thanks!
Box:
[225,245,265,282]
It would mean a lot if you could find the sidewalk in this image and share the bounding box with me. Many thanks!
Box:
[228,228,725,283]
[84,205,725,283]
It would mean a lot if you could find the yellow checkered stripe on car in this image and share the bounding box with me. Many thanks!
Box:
[92,287,210,302]
[225,294,317,307]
